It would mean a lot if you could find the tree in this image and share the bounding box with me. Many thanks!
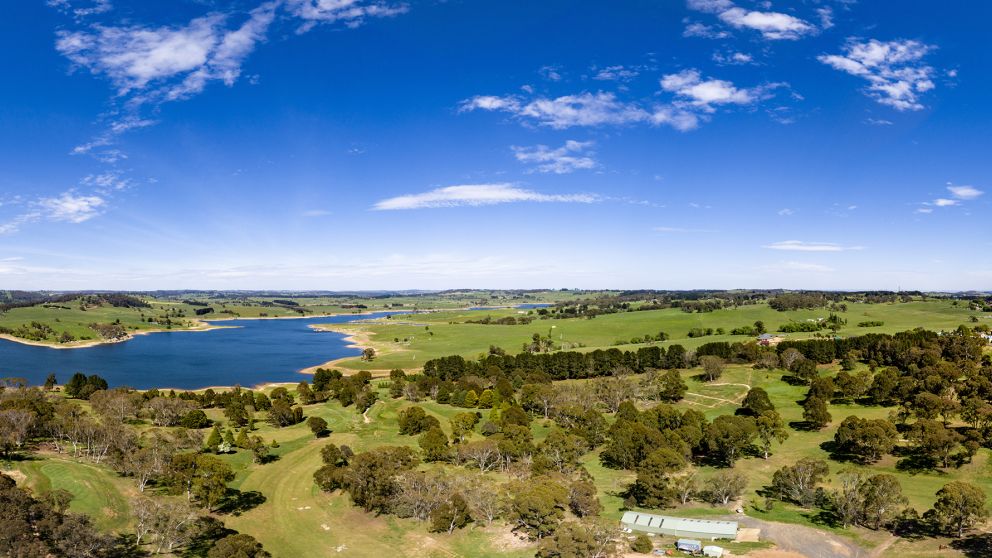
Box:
[508,476,569,539]
[593,376,637,413]
[755,411,789,459]
[770,458,829,508]
[860,474,907,530]
[89,388,142,423]
[418,427,451,462]
[344,446,419,513]
[449,412,479,443]
[535,429,586,474]
[631,533,653,554]
[430,493,472,533]
[457,439,501,473]
[671,469,699,505]
[205,425,223,452]
[631,448,686,507]
[44,373,57,391]
[398,406,440,436]
[700,356,724,382]
[568,479,602,518]
[536,520,619,558]
[741,387,775,416]
[307,416,329,438]
[706,470,747,505]
[909,419,963,468]
[180,409,212,429]
[704,415,757,467]
[208,534,271,558]
[656,369,687,402]
[361,347,376,361]
[802,396,831,429]
[930,481,987,538]
[166,453,234,510]
[834,416,897,463]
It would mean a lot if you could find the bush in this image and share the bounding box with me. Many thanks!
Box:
[631,534,653,553]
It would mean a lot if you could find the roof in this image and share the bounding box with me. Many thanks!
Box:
[620,512,738,536]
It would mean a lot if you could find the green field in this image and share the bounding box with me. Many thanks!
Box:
[326,299,982,371]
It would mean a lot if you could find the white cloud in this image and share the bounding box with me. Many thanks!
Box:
[539,65,563,81]
[947,184,983,200]
[683,21,730,39]
[686,0,734,14]
[865,118,893,126]
[763,240,864,252]
[718,7,816,40]
[712,51,754,65]
[461,92,649,129]
[660,68,781,112]
[302,209,332,217]
[592,65,639,82]
[38,192,106,223]
[915,207,934,214]
[777,208,794,216]
[48,0,112,19]
[816,7,834,30]
[372,184,598,210]
[933,198,958,207]
[286,0,408,33]
[512,140,597,174]
[818,39,937,111]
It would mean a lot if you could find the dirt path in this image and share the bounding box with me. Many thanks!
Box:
[732,516,870,558]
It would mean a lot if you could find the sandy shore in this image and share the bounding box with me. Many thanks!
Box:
[298,324,372,374]
[0,321,234,350]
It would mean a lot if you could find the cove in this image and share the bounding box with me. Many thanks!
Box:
[0,312,405,390]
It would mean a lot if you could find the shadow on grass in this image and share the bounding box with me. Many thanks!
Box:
[951,533,992,557]
[216,489,266,516]
[110,534,148,557]
[180,516,236,558]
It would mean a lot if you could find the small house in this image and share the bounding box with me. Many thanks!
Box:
[703,546,724,558]
[620,512,738,540]
[676,539,702,553]
[757,333,783,346]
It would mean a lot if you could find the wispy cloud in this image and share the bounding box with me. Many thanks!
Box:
[712,51,754,65]
[763,240,864,252]
[460,92,651,129]
[683,21,731,39]
[462,69,784,132]
[372,184,599,210]
[512,140,597,174]
[591,65,640,82]
[286,0,408,33]
[777,208,794,216]
[916,184,984,213]
[818,39,937,111]
[947,184,984,200]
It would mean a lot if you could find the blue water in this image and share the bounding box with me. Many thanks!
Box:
[0,312,404,390]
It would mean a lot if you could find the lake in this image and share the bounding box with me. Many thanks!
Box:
[0,312,405,390]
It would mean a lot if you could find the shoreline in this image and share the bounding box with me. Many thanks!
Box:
[298,324,371,374]
[0,308,409,351]
[0,321,235,350]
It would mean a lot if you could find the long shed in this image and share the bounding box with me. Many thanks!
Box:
[620,512,738,540]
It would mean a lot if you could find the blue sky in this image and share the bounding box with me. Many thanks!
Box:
[0,0,989,291]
